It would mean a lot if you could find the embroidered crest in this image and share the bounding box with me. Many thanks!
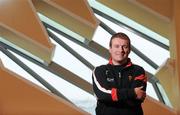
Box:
[128,75,133,81]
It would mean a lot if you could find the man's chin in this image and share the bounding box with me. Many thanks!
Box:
[116,58,128,63]
[116,57,125,61]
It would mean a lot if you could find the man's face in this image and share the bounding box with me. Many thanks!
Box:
[109,37,130,65]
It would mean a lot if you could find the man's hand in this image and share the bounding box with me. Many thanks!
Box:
[134,86,146,101]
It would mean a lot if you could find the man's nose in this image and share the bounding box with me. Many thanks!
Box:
[119,46,124,51]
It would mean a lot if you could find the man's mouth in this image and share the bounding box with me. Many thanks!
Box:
[116,52,125,55]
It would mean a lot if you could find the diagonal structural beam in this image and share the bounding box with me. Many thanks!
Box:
[0,41,93,95]
[32,0,99,41]
[0,45,67,101]
[0,0,55,64]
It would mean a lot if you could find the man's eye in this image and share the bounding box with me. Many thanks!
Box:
[123,45,128,48]
[114,45,119,48]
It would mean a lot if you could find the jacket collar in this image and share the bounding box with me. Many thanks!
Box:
[108,57,132,68]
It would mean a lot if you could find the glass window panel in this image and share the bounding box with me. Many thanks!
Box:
[147,82,159,101]
[49,36,93,84]
[88,0,169,46]
[92,26,112,49]
[95,14,170,67]
[8,50,96,114]
[129,52,156,74]
[49,29,108,67]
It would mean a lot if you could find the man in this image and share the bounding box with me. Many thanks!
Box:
[92,32,147,115]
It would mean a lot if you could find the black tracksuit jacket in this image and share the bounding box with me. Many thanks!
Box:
[92,58,147,115]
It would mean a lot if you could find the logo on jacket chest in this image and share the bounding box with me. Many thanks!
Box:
[106,77,114,82]
[128,75,133,81]
[105,70,115,82]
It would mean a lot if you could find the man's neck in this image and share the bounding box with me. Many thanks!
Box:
[112,59,128,66]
